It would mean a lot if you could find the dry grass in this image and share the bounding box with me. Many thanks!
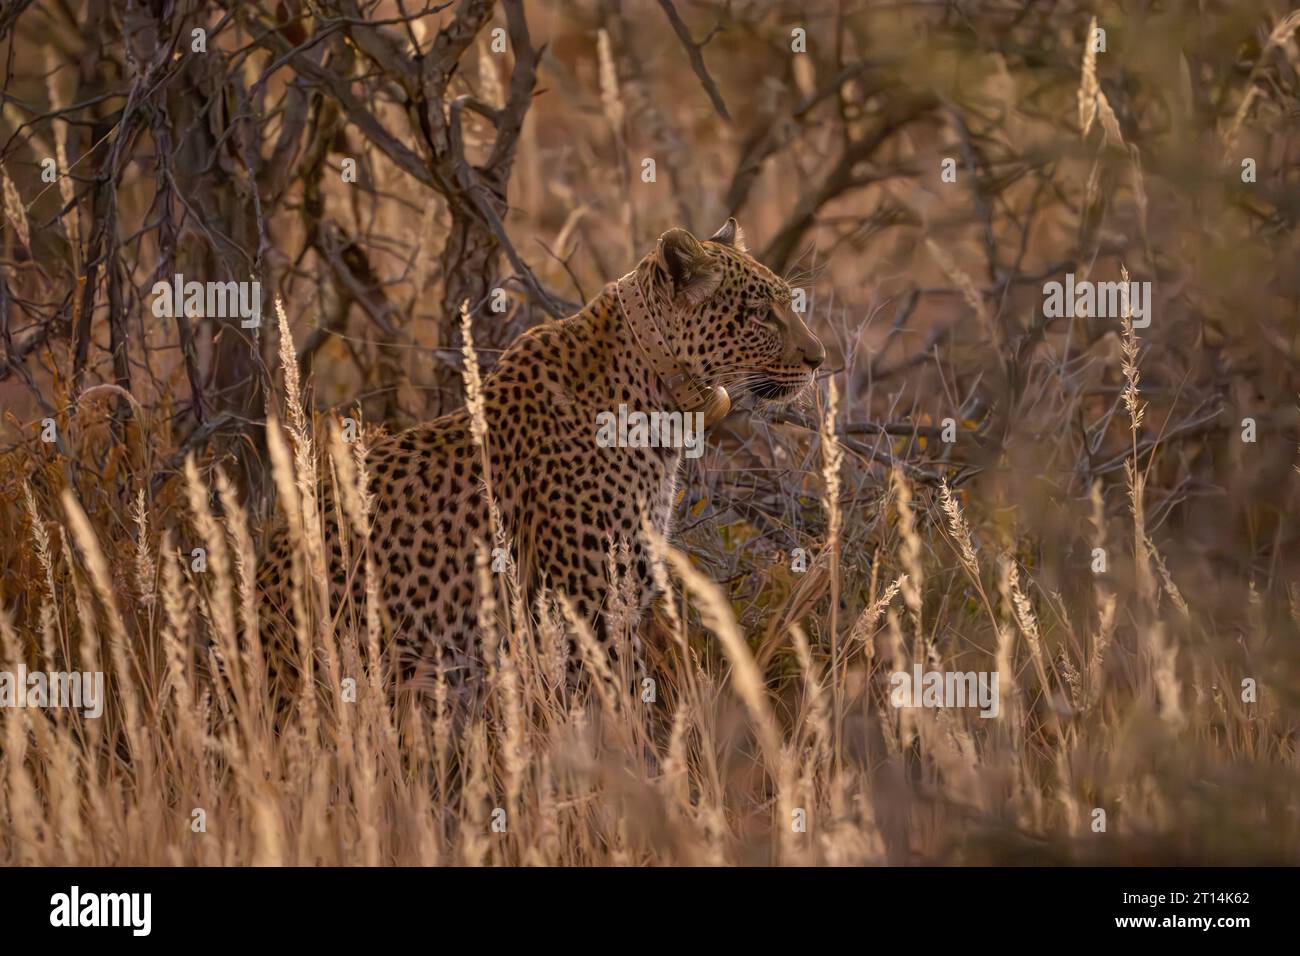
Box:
[1,318,1296,865]
[0,0,1297,866]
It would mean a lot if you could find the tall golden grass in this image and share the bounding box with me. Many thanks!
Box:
[1,297,1295,867]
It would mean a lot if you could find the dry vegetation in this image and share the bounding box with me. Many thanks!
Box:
[0,0,1298,865]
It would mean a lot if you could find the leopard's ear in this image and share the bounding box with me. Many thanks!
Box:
[657,228,721,306]
[707,217,747,253]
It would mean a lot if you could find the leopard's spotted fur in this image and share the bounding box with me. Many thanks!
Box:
[256,220,824,697]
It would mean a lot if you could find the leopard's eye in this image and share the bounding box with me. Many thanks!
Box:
[750,308,780,329]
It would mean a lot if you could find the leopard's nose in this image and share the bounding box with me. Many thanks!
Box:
[803,339,826,370]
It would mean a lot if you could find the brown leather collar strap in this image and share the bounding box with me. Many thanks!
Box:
[615,270,711,413]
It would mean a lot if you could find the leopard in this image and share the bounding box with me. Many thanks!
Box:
[255,218,824,701]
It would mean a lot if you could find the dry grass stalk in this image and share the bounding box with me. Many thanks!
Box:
[44,47,78,257]
[1118,265,1157,610]
[1223,10,1300,149]
[845,574,904,660]
[1096,90,1125,147]
[596,29,625,134]
[1078,16,1099,136]
[22,482,60,663]
[939,480,978,576]
[61,489,148,769]
[478,39,505,108]
[819,377,845,754]
[1,164,29,251]
[891,469,924,632]
[662,542,783,783]
[925,238,991,337]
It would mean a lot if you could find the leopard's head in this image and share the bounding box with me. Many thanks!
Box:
[644,219,825,405]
